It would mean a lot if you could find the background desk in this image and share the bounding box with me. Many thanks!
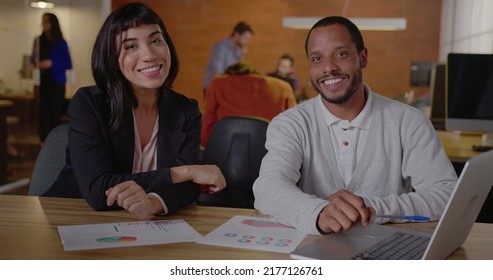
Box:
[0,93,37,126]
[437,130,493,223]
[437,130,484,163]
[0,100,13,184]
[1,195,492,260]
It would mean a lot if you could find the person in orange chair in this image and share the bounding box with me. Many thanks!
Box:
[201,62,297,148]
[45,3,226,218]
[267,54,300,95]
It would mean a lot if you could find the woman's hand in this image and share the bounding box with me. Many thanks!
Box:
[170,165,227,193]
[38,59,52,69]
[106,180,163,218]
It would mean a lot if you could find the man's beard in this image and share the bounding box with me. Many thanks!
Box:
[312,68,363,105]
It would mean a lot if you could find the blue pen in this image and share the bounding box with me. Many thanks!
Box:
[372,215,430,221]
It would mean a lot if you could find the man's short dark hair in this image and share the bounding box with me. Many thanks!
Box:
[304,16,365,55]
[231,21,253,36]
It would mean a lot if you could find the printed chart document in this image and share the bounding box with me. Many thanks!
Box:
[197,215,306,253]
[58,220,202,251]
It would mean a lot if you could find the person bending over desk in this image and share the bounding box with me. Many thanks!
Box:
[253,16,457,235]
[203,22,254,95]
[44,3,226,218]
[201,62,296,148]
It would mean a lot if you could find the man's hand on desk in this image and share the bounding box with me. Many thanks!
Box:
[317,189,374,234]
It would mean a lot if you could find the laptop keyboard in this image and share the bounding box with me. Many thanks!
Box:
[351,232,430,260]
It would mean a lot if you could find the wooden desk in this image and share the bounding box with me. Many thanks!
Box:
[0,93,37,125]
[0,100,14,184]
[1,195,492,260]
[437,130,484,163]
[439,130,493,223]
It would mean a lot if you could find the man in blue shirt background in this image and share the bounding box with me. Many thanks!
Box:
[203,22,253,95]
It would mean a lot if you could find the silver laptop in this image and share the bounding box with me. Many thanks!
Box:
[291,150,493,260]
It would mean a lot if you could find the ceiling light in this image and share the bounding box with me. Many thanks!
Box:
[30,1,55,9]
[350,17,407,31]
[282,17,407,31]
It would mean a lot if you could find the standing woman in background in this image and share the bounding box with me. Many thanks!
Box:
[31,13,72,143]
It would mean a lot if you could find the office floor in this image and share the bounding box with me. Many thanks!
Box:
[4,122,40,195]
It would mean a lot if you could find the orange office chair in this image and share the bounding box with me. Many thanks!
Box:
[198,116,269,208]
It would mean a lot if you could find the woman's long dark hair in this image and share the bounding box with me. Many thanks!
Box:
[43,13,64,42]
[91,2,179,131]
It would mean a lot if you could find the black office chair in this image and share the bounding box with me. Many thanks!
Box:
[198,116,269,208]
[28,123,68,196]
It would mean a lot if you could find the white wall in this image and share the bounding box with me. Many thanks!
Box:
[0,0,110,97]
[440,0,493,61]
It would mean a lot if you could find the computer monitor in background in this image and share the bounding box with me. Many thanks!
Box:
[410,61,434,87]
[447,53,493,144]
[429,64,446,130]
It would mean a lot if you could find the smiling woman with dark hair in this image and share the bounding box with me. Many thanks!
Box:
[45,3,226,218]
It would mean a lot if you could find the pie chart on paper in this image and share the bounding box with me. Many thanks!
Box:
[96,236,137,243]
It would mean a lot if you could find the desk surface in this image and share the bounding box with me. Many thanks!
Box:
[0,93,34,100]
[437,130,484,163]
[1,195,492,260]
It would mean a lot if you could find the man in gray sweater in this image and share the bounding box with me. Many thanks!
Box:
[252,16,457,235]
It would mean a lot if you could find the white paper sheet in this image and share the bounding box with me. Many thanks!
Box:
[197,215,306,253]
[58,219,202,251]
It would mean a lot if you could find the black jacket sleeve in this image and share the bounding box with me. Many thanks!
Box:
[50,86,200,213]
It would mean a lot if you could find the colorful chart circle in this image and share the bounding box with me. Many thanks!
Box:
[97,236,137,243]
[238,239,252,243]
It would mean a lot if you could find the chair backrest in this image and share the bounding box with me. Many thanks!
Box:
[28,123,69,196]
[200,116,268,208]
